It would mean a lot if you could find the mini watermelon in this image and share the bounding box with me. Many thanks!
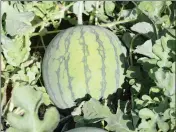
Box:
[65,127,107,132]
[42,25,125,109]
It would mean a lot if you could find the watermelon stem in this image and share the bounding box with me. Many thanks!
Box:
[59,115,72,123]
[129,34,141,66]
[40,36,46,50]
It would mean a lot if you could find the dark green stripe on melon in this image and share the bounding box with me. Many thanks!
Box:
[42,25,125,109]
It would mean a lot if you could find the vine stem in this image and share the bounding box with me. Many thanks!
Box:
[78,1,83,25]
[30,30,61,37]
[100,19,136,28]
[59,115,72,123]
[1,79,10,112]
[129,34,141,114]
[95,1,99,25]
[40,36,46,50]
[129,34,141,66]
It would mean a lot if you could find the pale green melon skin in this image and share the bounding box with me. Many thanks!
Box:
[42,25,125,109]
[66,127,107,132]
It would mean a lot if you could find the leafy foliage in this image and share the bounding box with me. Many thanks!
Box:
[1,1,175,132]
[6,85,60,132]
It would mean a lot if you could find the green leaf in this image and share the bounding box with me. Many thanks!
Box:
[25,1,58,19]
[152,39,164,60]
[131,111,140,129]
[154,97,169,113]
[138,1,165,18]
[34,86,52,106]
[134,40,155,58]
[6,85,60,132]
[122,33,135,49]
[149,87,160,94]
[72,101,85,116]
[2,2,34,36]
[105,107,134,132]
[131,22,154,34]
[104,1,115,16]
[137,57,157,72]
[134,98,144,107]
[138,108,155,119]
[152,36,174,68]
[6,12,34,36]
[126,66,142,79]
[141,95,152,101]
[120,9,138,20]
[160,15,171,28]
[171,62,175,73]
[1,35,31,67]
[157,119,169,132]
[1,54,6,71]
[6,127,19,132]
[149,68,175,96]
[138,119,157,132]
[96,2,109,22]
[74,116,86,127]
[82,98,112,121]
[66,127,107,132]
[11,61,40,85]
[132,83,141,93]
[84,1,96,12]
